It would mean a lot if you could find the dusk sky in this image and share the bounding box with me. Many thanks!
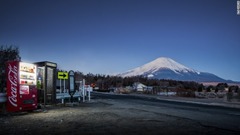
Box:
[0,0,240,81]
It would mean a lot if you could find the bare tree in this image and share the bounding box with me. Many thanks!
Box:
[0,45,21,92]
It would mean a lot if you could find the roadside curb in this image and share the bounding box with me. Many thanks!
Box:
[132,94,240,109]
[155,97,240,109]
[96,92,240,109]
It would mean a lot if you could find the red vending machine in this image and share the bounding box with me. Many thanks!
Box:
[6,61,38,112]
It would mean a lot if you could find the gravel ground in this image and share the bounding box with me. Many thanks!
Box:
[0,98,239,135]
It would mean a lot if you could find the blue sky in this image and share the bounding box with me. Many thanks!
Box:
[0,0,240,81]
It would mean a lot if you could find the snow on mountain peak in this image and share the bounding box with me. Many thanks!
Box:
[150,57,194,72]
[120,57,198,77]
[119,57,229,83]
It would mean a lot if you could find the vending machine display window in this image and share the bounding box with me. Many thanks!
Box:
[19,62,37,85]
[37,67,44,90]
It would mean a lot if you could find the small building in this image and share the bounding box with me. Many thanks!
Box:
[133,82,147,92]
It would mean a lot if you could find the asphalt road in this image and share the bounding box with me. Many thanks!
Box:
[92,92,240,134]
[1,92,240,135]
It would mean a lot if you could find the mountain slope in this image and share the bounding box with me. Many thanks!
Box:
[119,57,227,82]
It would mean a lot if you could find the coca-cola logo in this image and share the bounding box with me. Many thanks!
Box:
[8,64,18,107]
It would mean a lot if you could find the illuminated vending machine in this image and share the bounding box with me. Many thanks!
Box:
[6,61,38,112]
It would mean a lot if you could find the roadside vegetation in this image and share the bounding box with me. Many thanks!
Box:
[0,45,21,93]
[75,72,239,100]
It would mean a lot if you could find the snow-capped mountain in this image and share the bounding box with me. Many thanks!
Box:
[119,57,228,82]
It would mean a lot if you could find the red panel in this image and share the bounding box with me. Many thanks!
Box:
[6,61,20,112]
[21,86,38,111]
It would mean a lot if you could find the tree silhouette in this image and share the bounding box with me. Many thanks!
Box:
[0,45,21,92]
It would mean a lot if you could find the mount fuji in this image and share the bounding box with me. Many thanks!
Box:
[119,57,230,82]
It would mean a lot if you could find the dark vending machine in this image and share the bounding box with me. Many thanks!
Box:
[35,61,57,105]
[6,61,38,112]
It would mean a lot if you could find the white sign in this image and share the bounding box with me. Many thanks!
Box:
[85,85,93,92]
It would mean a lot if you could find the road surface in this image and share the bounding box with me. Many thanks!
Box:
[92,92,240,134]
[0,92,240,135]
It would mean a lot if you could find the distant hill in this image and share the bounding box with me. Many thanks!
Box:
[119,57,235,83]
